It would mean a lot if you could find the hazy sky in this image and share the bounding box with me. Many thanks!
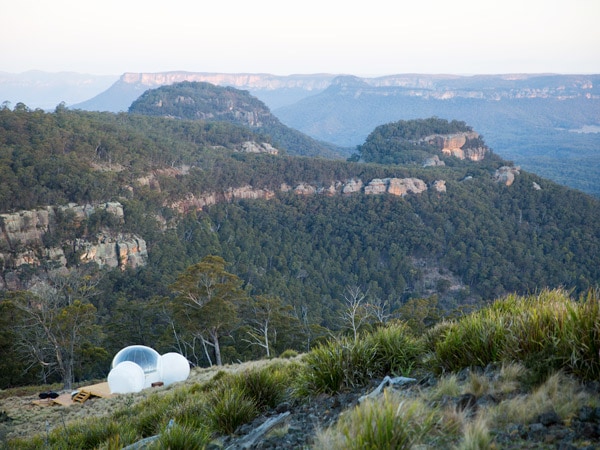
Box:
[2,0,599,76]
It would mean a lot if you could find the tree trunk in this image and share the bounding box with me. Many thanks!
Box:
[210,328,222,366]
[63,363,73,390]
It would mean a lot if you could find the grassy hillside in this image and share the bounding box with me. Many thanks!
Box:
[3,289,599,449]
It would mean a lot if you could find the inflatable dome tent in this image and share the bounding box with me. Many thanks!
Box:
[111,345,161,389]
[108,345,190,394]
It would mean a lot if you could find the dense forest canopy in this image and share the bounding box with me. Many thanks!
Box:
[1,105,600,388]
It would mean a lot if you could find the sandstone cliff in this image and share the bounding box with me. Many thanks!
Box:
[421,132,487,161]
[0,202,147,290]
[120,72,335,92]
[166,177,438,214]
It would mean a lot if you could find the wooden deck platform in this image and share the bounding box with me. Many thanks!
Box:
[32,382,114,407]
[79,381,113,399]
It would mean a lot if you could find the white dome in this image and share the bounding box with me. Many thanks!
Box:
[108,361,145,394]
[112,345,160,375]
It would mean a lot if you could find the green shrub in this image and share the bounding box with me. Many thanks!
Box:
[298,336,378,395]
[205,387,258,434]
[279,349,299,359]
[365,322,423,376]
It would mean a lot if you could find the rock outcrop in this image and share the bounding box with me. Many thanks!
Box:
[1,175,453,290]
[239,141,279,155]
[494,166,521,186]
[77,234,147,269]
[433,180,447,193]
[0,202,147,290]
[365,178,428,196]
[423,155,445,167]
[421,132,487,161]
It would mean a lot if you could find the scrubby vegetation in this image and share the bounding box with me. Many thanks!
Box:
[4,288,599,449]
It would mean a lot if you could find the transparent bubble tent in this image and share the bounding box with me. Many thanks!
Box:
[111,345,160,374]
[108,345,190,393]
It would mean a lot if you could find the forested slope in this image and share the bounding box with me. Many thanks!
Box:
[1,106,600,388]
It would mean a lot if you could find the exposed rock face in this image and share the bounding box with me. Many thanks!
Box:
[120,72,335,92]
[77,234,148,269]
[423,155,445,167]
[0,208,52,246]
[226,185,276,201]
[421,132,487,161]
[294,183,317,196]
[342,179,364,194]
[365,178,428,196]
[0,202,147,290]
[239,141,279,155]
[433,180,447,193]
[388,178,428,196]
[494,166,521,186]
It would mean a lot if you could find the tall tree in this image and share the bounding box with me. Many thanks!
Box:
[10,271,104,389]
[240,295,299,358]
[341,286,370,342]
[169,255,245,366]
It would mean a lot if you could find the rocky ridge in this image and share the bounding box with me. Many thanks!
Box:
[0,162,522,290]
[167,176,443,214]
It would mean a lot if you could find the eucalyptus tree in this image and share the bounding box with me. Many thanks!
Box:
[169,255,246,366]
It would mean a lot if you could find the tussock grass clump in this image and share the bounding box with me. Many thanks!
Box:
[489,371,593,425]
[429,289,600,382]
[203,364,290,434]
[314,391,445,449]
[279,349,299,358]
[205,387,258,434]
[153,421,211,450]
[298,323,421,395]
[297,336,377,395]
[364,322,424,376]
[229,366,288,411]
[502,289,600,383]
[432,308,508,373]
[455,415,492,450]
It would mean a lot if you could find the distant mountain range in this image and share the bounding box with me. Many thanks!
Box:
[0,70,118,110]
[2,71,599,195]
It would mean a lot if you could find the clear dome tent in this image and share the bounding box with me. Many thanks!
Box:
[111,345,161,388]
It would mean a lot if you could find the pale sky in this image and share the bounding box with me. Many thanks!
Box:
[2,0,599,76]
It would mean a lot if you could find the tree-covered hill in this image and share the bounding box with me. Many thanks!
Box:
[354,117,498,165]
[128,81,346,158]
[275,75,600,196]
[2,108,600,387]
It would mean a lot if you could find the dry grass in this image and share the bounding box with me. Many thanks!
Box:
[488,371,596,426]
[0,357,296,443]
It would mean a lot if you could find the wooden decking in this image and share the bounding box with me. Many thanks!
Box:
[32,382,114,407]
